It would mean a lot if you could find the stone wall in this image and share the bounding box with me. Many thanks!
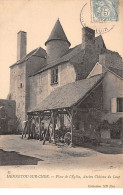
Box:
[10,52,46,128]
[102,71,123,123]
[10,62,27,128]
[46,40,69,63]
[26,55,46,112]
[28,62,76,110]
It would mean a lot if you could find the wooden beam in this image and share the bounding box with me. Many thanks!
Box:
[70,109,74,146]
[66,108,74,146]
[27,115,31,139]
[52,111,56,144]
[39,116,41,141]
[39,115,45,141]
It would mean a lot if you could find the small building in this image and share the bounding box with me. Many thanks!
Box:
[0,99,16,134]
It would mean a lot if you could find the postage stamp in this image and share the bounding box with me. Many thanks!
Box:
[91,0,118,22]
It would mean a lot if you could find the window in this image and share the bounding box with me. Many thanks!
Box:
[20,83,22,88]
[117,98,123,112]
[111,98,123,113]
[51,67,58,84]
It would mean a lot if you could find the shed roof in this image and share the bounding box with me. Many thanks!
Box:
[28,74,103,113]
[45,19,71,46]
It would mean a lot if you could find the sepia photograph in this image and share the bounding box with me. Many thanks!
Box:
[0,0,123,188]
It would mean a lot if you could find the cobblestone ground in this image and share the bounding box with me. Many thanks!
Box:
[0,135,123,169]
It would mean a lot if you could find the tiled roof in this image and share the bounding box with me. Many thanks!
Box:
[10,47,46,68]
[30,44,82,76]
[30,35,106,76]
[28,74,103,112]
[108,66,123,79]
[45,19,71,46]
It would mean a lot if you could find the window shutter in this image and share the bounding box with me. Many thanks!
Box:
[51,69,53,84]
[111,98,117,113]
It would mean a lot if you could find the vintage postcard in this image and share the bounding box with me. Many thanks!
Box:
[0,0,123,188]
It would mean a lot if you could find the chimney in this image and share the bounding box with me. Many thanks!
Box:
[17,31,27,61]
[82,27,95,50]
[99,53,112,73]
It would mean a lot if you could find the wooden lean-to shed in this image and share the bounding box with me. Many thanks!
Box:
[27,74,104,145]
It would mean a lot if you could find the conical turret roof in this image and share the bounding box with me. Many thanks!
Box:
[45,19,71,46]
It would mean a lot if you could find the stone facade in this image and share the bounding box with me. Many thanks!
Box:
[10,48,46,128]
[46,40,70,63]
[28,62,76,110]
[9,19,123,133]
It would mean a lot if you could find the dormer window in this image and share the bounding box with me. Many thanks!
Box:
[51,67,58,85]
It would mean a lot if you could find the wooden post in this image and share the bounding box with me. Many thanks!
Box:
[70,109,74,146]
[27,114,30,139]
[39,113,43,141]
[22,124,24,139]
[39,115,41,141]
[52,111,56,144]
[67,108,74,146]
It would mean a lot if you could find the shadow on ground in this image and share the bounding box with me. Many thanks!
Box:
[79,143,123,154]
[56,142,123,155]
[0,149,43,166]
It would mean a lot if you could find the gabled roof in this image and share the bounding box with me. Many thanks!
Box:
[28,74,103,113]
[10,47,46,68]
[45,19,71,46]
[87,62,123,79]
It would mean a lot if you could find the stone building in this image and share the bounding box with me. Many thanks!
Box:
[0,99,16,134]
[9,19,123,143]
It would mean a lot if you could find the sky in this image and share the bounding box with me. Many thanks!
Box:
[0,0,123,99]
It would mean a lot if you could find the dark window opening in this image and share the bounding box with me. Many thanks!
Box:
[51,67,58,84]
[20,83,22,88]
[117,98,123,112]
